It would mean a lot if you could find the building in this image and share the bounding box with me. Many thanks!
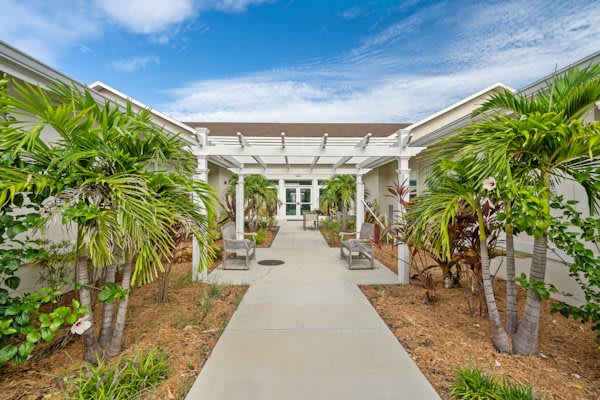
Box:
[1,40,598,304]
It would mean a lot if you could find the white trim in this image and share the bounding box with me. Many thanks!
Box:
[88,81,197,137]
[395,82,515,135]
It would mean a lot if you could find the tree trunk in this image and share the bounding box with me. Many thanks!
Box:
[77,255,102,363]
[98,262,117,348]
[108,256,133,358]
[512,236,548,355]
[341,204,348,230]
[505,226,518,334]
[477,208,510,353]
[157,262,172,304]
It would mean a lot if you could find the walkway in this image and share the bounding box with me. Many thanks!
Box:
[186,221,440,399]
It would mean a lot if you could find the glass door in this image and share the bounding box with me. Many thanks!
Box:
[284,186,312,219]
[285,188,297,218]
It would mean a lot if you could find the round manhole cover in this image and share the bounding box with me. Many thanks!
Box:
[257,259,285,266]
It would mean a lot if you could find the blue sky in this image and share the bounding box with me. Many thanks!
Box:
[2,0,600,122]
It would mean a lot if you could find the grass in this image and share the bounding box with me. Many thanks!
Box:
[450,364,540,400]
[171,272,193,290]
[64,348,168,400]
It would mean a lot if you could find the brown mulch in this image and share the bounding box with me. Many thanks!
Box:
[0,262,247,400]
[361,279,600,400]
[207,226,279,272]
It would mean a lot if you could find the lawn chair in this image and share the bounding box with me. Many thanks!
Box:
[339,223,375,269]
[303,212,319,230]
[221,222,256,270]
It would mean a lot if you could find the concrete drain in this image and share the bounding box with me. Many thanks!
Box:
[257,259,285,266]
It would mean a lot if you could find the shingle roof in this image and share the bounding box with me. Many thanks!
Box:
[183,122,410,137]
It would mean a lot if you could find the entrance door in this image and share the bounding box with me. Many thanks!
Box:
[285,187,312,219]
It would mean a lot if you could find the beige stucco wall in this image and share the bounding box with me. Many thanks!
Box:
[207,161,233,217]
[410,86,508,142]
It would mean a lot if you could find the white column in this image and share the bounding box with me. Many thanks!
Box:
[278,178,285,221]
[311,179,319,211]
[355,174,364,238]
[235,173,245,240]
[396,156,411,284]
[192,128,209,282]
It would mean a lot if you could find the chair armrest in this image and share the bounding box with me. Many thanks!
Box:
[339,231,359,239]
[238,232,257,237]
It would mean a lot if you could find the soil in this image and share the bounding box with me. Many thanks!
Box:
[318,225,600,398]
[361,279,600,400]
[0,261,247,400]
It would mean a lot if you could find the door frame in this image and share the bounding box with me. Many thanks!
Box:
[284,184,312,220]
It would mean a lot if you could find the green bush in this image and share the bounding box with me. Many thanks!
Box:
[450,365,538,400]
[255,228,267,245]
[320,218,342,234]
[65,348,168,399]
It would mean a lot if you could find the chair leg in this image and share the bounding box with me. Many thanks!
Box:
[348,250,352,269]
[370,251,375,269]
[245,249,249,270]
[222,251,227,269]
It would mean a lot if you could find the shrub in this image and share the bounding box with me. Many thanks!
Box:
[65,348,168,399]
[450,365,538,400]
[255,228,267,245]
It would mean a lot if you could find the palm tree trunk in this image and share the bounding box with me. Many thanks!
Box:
[108,256,133,357]
[477,207,510,353]
[98,262,117,348]
[505,225,518,334]
[77,254,102,363]
[512,236,547,355]
[341,204,348,230]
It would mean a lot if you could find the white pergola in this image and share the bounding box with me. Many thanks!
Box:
[190,127,425,284]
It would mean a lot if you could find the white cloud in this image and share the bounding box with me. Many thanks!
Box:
[111,56,160,72]
[0,0,101,64]
[161,0,600,123]
[95,0,197,34]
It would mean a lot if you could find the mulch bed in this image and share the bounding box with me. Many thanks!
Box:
[361,279,600,399]
[318,226,600,398]
[0,262,247,400]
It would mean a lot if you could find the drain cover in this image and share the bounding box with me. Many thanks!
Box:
[258,259,285,266]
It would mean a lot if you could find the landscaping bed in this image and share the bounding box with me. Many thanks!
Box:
[0,261,247,399]
[361,280,600,399]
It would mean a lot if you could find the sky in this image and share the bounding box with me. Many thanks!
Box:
[1,0,600,123]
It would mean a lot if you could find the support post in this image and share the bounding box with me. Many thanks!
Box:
[192,128,209,282]
[355,174,364,238]
[236,173,245,240]
[278,178,285,221]
[396,156,411,284]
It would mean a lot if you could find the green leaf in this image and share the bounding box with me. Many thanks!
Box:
[0,344,18,363]
[17,341,34,357]
[4,276,20,290]
[40,328,54,342]
[26,331,41,343]
[6,224,27,239]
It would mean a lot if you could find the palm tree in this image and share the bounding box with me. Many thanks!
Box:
[320,175,359,230]
[225,174,277,231]
[436,65,600,354]
[0,80,215,361]
[405,158,510,351]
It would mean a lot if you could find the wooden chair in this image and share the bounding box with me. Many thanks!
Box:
[303,212,319,230]
[221,222,256,270]
[339,223,375,269]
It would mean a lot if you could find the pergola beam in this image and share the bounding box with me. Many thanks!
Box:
[207,145,420,157]
[281,132,286,148]
[332,132,371,168]
[321,133,328,148]
[238,131,267,169]
[310,156,320,169]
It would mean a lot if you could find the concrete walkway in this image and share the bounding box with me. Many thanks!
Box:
[187,221,440,399]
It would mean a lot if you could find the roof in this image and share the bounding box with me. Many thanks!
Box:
[184,122,410,137]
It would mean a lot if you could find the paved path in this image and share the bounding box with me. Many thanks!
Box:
[187,222,440,399]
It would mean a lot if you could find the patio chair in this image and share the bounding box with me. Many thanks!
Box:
[303,212,319,230]
[339,223,375,269]
[221,222,256,270]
